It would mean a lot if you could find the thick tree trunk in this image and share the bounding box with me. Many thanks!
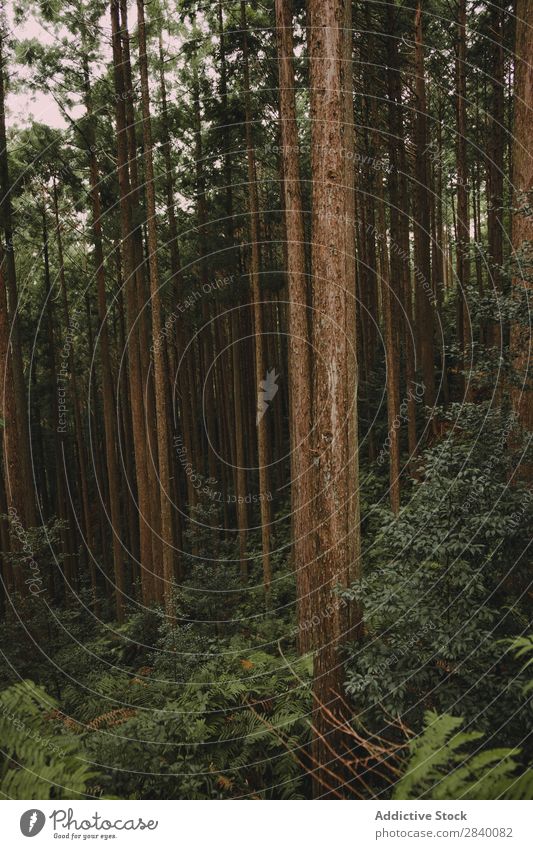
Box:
[111,0,154,605]
[307,0,361,795]
[510,0,533,430]
[0,30,35,527]
[0,251,28,595]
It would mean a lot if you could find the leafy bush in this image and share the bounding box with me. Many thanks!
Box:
[343,403,532,733]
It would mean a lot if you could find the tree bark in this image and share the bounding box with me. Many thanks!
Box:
[456,0,472,396]
[307,0,361,794]
[275,0,314,650]
[414,3,436,409]
[137,0,176,611]
[241,1,272,595]
[111,0,154,605]
[0,28,35,527]
[510,0,533,431]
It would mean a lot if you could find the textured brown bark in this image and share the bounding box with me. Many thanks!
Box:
[275,0,314,650]
[0,31,35,527]
[115,278,140,578]
[111,0,154,605]
[230,310,248,579]
[487,0,505,350]
[218,0,235,245]
[192,52,218,485]
[241,1,271,594]
[384,11,406,509]
[119,0,162,578]
[157,38,197,524]
[456,0,473,394]
[137,0,176,611]
[0,251,28,595]
[216,3,247,572]
[81,49,126,620]
[510,0,533,430]
[434,100,446,316]
[414,3,436,409]
[156,32,185,575]
[308,0,361,794]
[376,177,401,514]
[343,10,360,607]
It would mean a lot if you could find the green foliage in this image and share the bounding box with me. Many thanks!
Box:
[80,630,312,799]
[394,637,533,800]
[343,403,531,730]
[394,711,533,800]
[0,680,98,799]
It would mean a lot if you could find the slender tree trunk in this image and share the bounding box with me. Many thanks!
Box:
[192,51,218,485]
[241,1,271,595]
[137,0,176,611]
[456,0,472,396]
[377,177,401,514]
[414,3,436,408]
[42,207,76,602]
[81,48,126,620]
[119,0,162,578]
[217,2,248,570]
[275,0,314,650]
[487,0,505,351]
[52,179,97,606]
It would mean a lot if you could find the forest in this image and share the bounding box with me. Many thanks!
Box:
[0,0,532,801]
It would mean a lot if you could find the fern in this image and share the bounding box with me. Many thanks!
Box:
[394,711,533,800]
[0,680,98,799]
[394,634,533,800]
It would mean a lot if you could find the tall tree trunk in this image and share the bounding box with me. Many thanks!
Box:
[414,3,436,409]
[307,0,361,794]
[217,2,248,572]
[82,46,126,620]
[42,207,76,602]
[275,0,314,650]
[0,28,35,527]
[192,50,218,484]
[487,0,505,351]
[137,0,176,611]
[377,176,401,514]
[456,0,472,396]
[241,1,271,595]
[111,0,154,605]
[52,179,97,606]
[510,0,533,431]
[119,0,162,578]
[0,250,28,595]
